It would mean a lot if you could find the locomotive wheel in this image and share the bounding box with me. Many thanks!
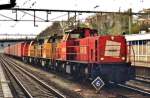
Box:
[62,63,66,74]
[58,63,64,73]
[71,64,84,81]
[55,62,59,72]
[41,60,45,67]
[29,58,32,63]
[48,60,54,70]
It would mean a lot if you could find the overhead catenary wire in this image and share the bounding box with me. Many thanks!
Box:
[11,0,37,27]
[0,13,15,20]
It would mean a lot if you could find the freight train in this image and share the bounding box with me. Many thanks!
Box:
[4,27,135,84]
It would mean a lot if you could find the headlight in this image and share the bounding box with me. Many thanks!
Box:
[122,57,125,60]
[111,36,114,40]
[100,57,104,60]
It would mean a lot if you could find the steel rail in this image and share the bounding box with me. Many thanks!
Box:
[109,81,150,96]
[118,84,150,96]
[136,75,150,80]
[0,57,33,98]
[2,55,66,98]
[4,55,150,97]
[134,77,150,84]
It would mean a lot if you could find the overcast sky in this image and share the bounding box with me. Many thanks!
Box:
[0,0,149,35]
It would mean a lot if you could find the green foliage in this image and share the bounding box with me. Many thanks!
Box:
[79,23,89,28]
[131,23,140,34]
[38,21,63,38]
[91,23,97,29]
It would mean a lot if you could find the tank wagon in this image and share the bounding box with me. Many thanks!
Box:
[4,27,135,84]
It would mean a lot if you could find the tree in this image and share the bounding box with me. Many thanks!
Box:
[131,23,140,34]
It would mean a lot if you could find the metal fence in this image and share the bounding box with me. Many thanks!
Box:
[126,34,150,68]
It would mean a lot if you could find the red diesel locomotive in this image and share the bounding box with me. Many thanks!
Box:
[4,27,135,84]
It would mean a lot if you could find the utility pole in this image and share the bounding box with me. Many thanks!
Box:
[128,8,132,34]
[94,5,100,32]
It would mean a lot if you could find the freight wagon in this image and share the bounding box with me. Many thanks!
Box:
[5,42,24,57]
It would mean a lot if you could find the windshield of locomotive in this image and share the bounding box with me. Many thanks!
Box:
[104,40,121,57]
[70,34,80,39]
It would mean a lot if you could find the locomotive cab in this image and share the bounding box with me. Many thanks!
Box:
[22,41,30,62]
[35,39,44,58]
[60,27,98,60]
[90,35,135,83]
[62,27,98,41]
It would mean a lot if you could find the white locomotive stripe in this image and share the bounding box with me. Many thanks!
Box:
[105,40,121,57]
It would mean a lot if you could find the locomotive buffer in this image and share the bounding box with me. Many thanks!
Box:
[91,76,105,91]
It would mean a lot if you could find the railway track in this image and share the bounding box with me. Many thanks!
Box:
[121,75,150,96]
[4,55,82,98]
[0,58,28,98]
[109,76,150,97]
[118,83,150,95]
[135,76,150,84]
[0,55,66,98]
[125,80,150,95]
[2,55,150,98]
[106,81,149,98]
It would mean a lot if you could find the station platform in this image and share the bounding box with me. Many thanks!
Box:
[133,61,150,68]
[0,64,13,98]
